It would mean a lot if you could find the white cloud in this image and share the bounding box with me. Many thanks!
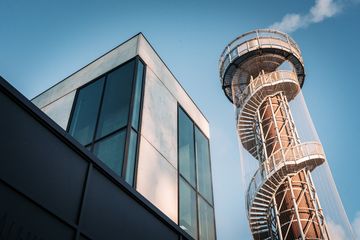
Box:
[269,0,342,33]
[310,0,341,22]
[270,13,304,33]
[327,219,347,240]
[352,212,360,240]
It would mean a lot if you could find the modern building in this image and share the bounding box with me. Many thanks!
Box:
[218,29,354,240]
[0,33,216,240]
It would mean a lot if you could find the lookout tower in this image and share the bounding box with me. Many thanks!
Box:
[219,29,330,240]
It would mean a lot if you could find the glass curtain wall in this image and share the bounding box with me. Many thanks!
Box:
[178,107,216,240]
[68,57,145,187]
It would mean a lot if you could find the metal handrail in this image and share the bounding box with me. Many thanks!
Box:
[237,70,298,108]
[219,29,302,79]
[246,141,325,211]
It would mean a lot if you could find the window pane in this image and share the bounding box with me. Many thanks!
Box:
[195,127,213,203]
[93,130,126,176]
[131,61,144,131]
[198,197,215,240]
[69,78,104,145]
[179,108,196,187]
[96,60,135,139]
[125,129,137,186]
[180,178,198,239]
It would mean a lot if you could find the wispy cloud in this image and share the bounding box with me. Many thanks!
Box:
[327,219,347,240]
[269,0,342,33]
[353,212,360,239]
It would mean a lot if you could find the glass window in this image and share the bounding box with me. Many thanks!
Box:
[125,130,137,185]
[68,78,104,145]
[93,130,126,176]
[198,197,215,240]
[178,106,215,240]
[179,108,196,187]
[195,127,213,203]
[68,58,145,189]
[96,60,135,139]
[131,61,144,131]
[179,178,198,239]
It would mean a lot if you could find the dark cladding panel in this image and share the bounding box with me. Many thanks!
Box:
[79,234,91,240]
[0,91,88,223]
[81,168,178,240]
[0,76,191,240]
[0,182,74,240]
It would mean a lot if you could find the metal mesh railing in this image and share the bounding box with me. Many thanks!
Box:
[237,70,298,108]
[246,141,325,211]
[219,29,302,79]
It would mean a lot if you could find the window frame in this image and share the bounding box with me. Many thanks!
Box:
[67,56,146,187]
[177,105,216,240]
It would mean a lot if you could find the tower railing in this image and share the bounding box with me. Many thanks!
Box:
[219,29,303,79]
[246,141,326,212]
[237,70,299,108]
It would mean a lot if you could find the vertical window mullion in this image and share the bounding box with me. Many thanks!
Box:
[122,57,139,181]
[91,77,108,151]
[66,89,80,133]
[133,60,146,188]
[177,104,180,226]
[68,77,105,147]
[193,120,200,240]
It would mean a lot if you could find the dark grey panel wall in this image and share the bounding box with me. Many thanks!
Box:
[0,77,192,240]
[0,182,74,240]
[81,168,178,239]
[0,90,88,224]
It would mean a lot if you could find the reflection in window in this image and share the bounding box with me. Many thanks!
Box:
[69,78,104,145]
[125,130,138,185]
[198,197,216,240]
[96,61,135,139]
[131,61,144,131]
[68,58,145,186]
[93,130,126,176]
[180,178,198,239]
[195,127,213,204]
[178,106,215,240]
[179,108,196,187]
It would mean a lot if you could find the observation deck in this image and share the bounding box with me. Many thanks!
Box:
[219,29,305,104]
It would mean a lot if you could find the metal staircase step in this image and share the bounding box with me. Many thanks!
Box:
[256,191,272,200]
[252,225,268,232]
[249,216,267,222]
[251,206,267,212]
[262,183,276,192]
[250,219,267,226]
[253,227,269,234]
[249,211,267,216]
[253,202,268,208]
[259,187,273,196]
[254,196,271,204]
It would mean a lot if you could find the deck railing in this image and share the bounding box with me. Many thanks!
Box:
[219,29,302,79]
[246,141,325,211]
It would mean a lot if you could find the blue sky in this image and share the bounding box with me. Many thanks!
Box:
[1,0,360,239]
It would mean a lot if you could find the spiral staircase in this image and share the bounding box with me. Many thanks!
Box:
[219,29,330,240]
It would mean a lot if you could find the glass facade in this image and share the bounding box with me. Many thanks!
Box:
[68,58,145,186]
[178,107,215,240]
